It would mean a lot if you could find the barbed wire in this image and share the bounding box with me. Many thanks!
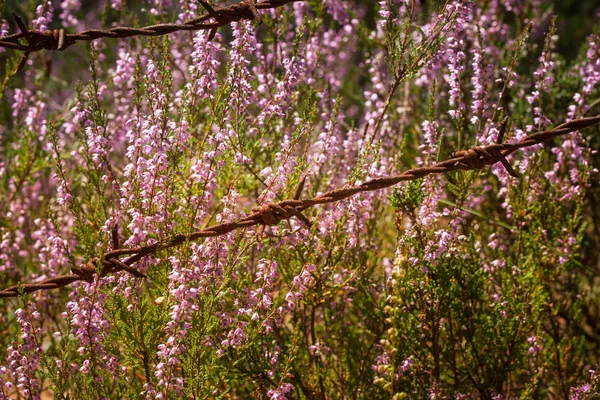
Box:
[1,115,599,299]
[0,0,302,71]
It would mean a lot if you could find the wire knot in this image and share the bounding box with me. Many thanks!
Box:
[199,0,260,24]
[452,145,519,178]
[253,203,291,225]
[71,257,146,281]
[71,259,99,282]
[451,118,519,178]
[252,202,311,227]
[453,146,504,169]
[30,29,67,50]
[232,0,262,22]
[198,0,261,40]
[11,14,68,51]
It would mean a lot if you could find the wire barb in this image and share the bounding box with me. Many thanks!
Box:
[1,115,599,299]
[0,0,301,59]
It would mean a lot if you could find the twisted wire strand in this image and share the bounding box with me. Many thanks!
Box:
[1,115,599,299]
[0,0,302,53]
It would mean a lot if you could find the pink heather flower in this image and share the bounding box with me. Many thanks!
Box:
[307,99,342,175]
[528,30,558,128]
[420,120,440,162]
[396,357,414,380]
[429,386,439,399]
[0,20,8,54]
[446,36,466,120]
[109,46,137,144]
[86,124,109,167]
[373,348,415,384]
[542,132,586,206]
[361,51,390,142]
[372,348,393,375]
[570,369,596,399]
[489,258,506,272]
[111,0,124,11]
[582,35,600,95]
[444,4,472,119]
[568,35,600,119]
[250,55,306,136]
[343,194,373,249]
[65,283,117,377]
[151,195,239,397]
[226,325,248,348]
[255,259,279,287]
[31,218,71,276]
[469,44,492,125]
[309,342,331,357]
[571,383,591,398]
[4,303,43,399]
[148,0,173,16]
[31,1,54,32]
[228,21,257,115]
[11,89,48,144]
[326,0,350,24]
[423,212,464,265]
[418,178,442,230]
[59,0,82,28]
[284,264,316,310]
[555,231,577,265]
[176,0,199,22]
[187,31,221,105]
[267,382,293,400]
[378,0,408,28]
[54,173,73,206]
[11,89,29,117]
[119,58,193,252]
[301,20,357,95]
[488,233,499,250]
[527,336,543,355]
[258,127,300,204]
[79,360,90,374]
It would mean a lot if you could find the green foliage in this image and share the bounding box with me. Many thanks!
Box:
[0,1,599,399]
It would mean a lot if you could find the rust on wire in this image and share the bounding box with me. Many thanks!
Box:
[0,0,301,65]
[1,115,599,299]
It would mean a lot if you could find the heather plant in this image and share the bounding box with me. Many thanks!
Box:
[0,0,599,399]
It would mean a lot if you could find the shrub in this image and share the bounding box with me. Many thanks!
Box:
[0,0,599,398]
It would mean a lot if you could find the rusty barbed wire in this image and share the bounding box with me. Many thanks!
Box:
[0,0,302,71]
[1,114,599,299]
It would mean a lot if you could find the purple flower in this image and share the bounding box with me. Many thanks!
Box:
[267,382,293,399]
[527,336,543,355]
[59,0,82,28]
[4,303,43,399]
[0,20,8,54]
[31,1,54,32]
